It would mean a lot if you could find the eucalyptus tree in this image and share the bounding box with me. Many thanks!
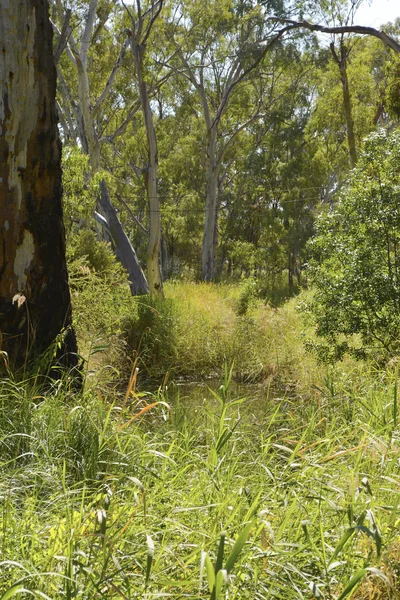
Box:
[218,53,325,287]
[268,4,400,171]
[52,0,149,295]
[307,32,394,185]
[123,0,167,297]
[304,0,366,168]
[168,0,316,281]
[0,0,77,368]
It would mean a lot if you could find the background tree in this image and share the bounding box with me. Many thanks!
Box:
[124,0,166,297]
[168,0,301,281]
[52,0,149,295]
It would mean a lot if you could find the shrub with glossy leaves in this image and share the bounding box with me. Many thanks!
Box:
[305,129,400,362]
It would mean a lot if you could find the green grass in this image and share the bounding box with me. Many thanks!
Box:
[1,360,400,599]
[80,280,325,390]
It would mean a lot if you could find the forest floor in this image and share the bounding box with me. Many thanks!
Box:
[0,282,400,599]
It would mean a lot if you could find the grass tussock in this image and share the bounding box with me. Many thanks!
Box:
[1,363,400,598]
[77,278,325,391]
[67,235,320,390]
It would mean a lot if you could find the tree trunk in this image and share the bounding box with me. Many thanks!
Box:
[340,62,357,168]
[55,1,144,294]
[202,128,219,281]
[132,39,163,297]
[0,0,77,369]
[99,180,149,295]
[330,41,357,169]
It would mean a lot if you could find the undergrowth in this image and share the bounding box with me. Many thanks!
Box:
[66,234,318,389]
[1,363,400,598]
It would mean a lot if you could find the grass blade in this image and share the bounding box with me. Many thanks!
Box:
[145,534,154,588]
[1,584,26,600]
[215,531,226,574]
[328,527,355,565]
[205,553,215,593]
[337,569,367,600]
[225,520,254,574]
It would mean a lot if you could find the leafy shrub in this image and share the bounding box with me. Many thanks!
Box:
[123,297,178,379]
[235,278,258,316]
[304,130,400,362]
[67,230,118,274]
[66,231,137,370]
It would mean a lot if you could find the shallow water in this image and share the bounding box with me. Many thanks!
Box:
[161,378,289,431]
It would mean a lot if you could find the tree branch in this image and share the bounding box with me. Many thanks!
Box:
[268,18,400,54]
[94,37,130,114]
[81,0,98,67]
[116,193,150,236]
[53,9,72,64]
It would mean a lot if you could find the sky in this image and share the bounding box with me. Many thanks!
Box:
[355,0,400,28]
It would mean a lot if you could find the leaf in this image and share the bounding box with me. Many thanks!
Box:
[225,520,254,574]
[117,402,159,431]
[365,567,392,589]
[366,509,382,558]
[337,569,367,600]
[328,527,355,565]
[199,550,207,592]
[309,581,321,597]
[12,293,26,308]
[215,531,226,574]
[214,569,228,600]
[127,476,144,491]
[205,553,215,593]
[145,534,154,588]
[1,584,26,599]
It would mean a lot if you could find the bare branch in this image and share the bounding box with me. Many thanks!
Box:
[99,101,142,144]
[54,9,72,64]
[116,193,150,237]
[51,17,76,65]
[268,18,400,54]
[174,44,212,128]
[81,0,98,67]
[142,0,164,47]
[212,25,297,128]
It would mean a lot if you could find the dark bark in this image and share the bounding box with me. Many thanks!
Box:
[0,0,78,369]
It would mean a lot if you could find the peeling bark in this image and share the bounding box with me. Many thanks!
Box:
[0,0,77,369]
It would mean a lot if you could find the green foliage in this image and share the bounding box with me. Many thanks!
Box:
[67,230,118,274]
[62,147,97,231]
[235,278,258,316]
[305,129,400,362]
[386,55,400,119]
[1,361,400,597]
[66,231,137,351]
[118,283,321,386]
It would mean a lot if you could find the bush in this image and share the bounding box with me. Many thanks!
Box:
[304,129,400,362]
[66,230,137,373]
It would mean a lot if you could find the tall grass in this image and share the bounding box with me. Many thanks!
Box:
[1,361,400,598]
[116,282,325,390]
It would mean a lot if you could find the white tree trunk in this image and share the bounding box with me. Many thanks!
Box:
[132,39,164,297]
[202,128,219,281]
